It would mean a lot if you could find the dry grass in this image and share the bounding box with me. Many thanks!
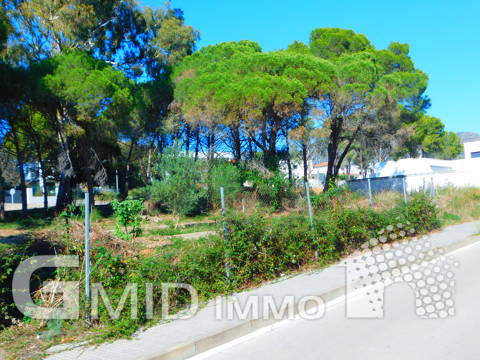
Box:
[372,191,404,211]
[349,187,480,226]
[435,187,480,225]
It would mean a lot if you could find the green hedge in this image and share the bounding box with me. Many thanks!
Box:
[1,193,440,339]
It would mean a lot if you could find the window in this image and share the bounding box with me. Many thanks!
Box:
[471,151,480,158]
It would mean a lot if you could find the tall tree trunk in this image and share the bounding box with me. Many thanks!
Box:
[39,160,48,213]
[56,173,72,211]
[323,117,342,192]
[0,170,4,220]
[194,128,200,161]
[231,125,242,161]
[17,159,27,214]
[55,111,74,211]
[146,143,153,183]
[33,141,48,212]
[124,140,135,197]
[11,128,27,213]
[248,137,254,159]
[185,124,191,156]
[285,130,293,184]
[302,141,308,182]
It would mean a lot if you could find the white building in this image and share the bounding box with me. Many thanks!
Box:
[372,157,480,191]
[464,141,480,159]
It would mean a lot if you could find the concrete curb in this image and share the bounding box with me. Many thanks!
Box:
[141,285,347,360]
[45,221,480,360]
[139,232,480,360]
[141,231,480,360]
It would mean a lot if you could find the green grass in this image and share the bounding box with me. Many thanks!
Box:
[0,208,55,230]
[145,222,219,236]
[0,242,16,253]
[439,211,462,226]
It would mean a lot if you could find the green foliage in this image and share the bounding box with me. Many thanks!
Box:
[440,212,462,226]
[96,190,118,202]
[207,162,242,207]
[43,51,133,124]
[412,115,463,159]
[309,28,373,59]
[317,207,385,253]
[225,213,317,285]
[111,200,144,240]
[0,238,58,328]
[127,186,152,201]
[151,147,208,217]
[173,41,336,168]
[311,179,350,210]
[244,170,294,211]
[0,192,441,345]
[0,249,26,327]
[392,192,440,232]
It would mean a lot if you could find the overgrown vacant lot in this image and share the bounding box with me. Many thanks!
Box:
[0,187,479,360]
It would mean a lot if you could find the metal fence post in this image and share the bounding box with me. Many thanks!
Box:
[367,178,374,207]
[115,169,119,193]
[402,176,408,204]
[220,186,231,281]
[430,177,436,199]
[84,190,91,323]
[304,181,318,259]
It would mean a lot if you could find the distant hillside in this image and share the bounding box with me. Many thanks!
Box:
[457,132,480,144]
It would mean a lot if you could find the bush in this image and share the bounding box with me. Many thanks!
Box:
[392,192,440,233]
[96,190,118,202]
[127,187,151,201]
[245,170,295,211]
[111,200,144,239]
[225,212,317,285]
[316,207,385,253]
[151,147,208,218]
[311,181,350,210]
[207,162,242,208]
[0,187,442,349]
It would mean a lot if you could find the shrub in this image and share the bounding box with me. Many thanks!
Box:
[393,192,440,233]
[245,170,294,211]
[111,200,144,239]
[0,186,442,350]
[317,207,385,254]
[127,186,151,201]
[96,190,118,202]
[207,162,242,208]
[311,181,349,210]
[151,147,208,219]
[225,213,317,285]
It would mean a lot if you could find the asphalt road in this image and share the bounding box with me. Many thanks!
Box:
[196,241,480,360]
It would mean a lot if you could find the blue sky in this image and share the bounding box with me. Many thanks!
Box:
[143,0,479,133]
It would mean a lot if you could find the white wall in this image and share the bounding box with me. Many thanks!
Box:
[405,169,480,192]
[464,141,480,159]
[26,187,58,205]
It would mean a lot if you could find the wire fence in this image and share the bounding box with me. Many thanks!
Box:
[218,181,318,279]
[346,174,440,207]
